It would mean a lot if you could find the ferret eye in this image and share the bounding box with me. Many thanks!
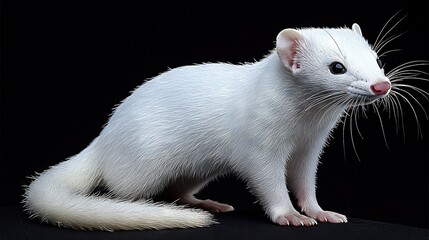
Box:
[329,62,347,74]
[376,58,383,68]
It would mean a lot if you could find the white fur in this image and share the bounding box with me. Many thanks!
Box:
[24,24,389,230]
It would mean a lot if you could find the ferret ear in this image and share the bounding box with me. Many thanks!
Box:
[352,23,363,37]
[276,29,303,73]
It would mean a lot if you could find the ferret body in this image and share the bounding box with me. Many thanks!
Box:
[24,24,391,230]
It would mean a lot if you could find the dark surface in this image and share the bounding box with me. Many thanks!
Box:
[1,0,428,231]
[1,206,428,240]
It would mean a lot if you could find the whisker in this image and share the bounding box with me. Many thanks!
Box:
[392,83,429,101]
[390,72,426,79]
[324,29,346,62]
[313,95,349,128]
[349,100,362,162]
[360,104,369,119]
[346,97,372,162]
[378,48,402,58]
[390,76,429,83]
[385,95,400,134]
[390,90,423,139]
[391,86,428,119]
[304,92,346,114]
[387,60,429,72]
[341,108,351,161]
[303,91,344,111]
[375,32,406,54]
[353,103,364,140]
[389,66,429,76]
[373,12,407,53]
[390,92,406,141]
[373,10,404,51]
[372,103,390,149]
[387,60,429,77]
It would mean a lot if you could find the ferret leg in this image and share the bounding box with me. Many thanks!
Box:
[288,146,348,224]
[243,156,317,227]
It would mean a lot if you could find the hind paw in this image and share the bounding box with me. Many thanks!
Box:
[180,196,234,213]
[196,199,234,213]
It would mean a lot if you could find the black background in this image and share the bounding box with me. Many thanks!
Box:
[1,0,428,229]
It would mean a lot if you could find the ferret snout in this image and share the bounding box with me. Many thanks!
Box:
[370,81,391,95]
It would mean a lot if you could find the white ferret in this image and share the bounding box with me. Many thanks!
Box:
[24,24,393,230]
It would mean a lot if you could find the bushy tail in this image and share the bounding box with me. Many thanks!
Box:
[23,141,214,231]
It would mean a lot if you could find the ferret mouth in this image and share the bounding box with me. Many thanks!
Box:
[346,82,391,106]
[347,92,387,106]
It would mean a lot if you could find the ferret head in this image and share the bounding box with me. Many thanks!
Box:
[276,24,391,106]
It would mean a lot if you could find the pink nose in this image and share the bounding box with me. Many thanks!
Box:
[370,81,391,95]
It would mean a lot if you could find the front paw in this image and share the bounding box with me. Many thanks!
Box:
[275,212,318,227]
[306,210,348,223]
